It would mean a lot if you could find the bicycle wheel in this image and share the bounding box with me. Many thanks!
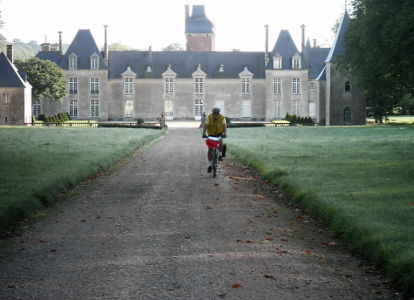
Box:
[212,148,218,178]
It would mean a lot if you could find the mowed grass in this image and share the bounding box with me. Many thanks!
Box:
[0,126,165,234]
[226,125,414,294]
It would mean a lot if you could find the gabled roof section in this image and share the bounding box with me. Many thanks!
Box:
[59,30,107,70]
[302,42,330,79]
[325,9,350,63]
[266,30,300,70]
[185,5,214,34]
[0,52,31,88]
[35,51,62,65]
[316,66,326,81]
[108,51,266,79]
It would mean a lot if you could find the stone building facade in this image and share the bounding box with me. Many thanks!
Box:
[35,5,365,125]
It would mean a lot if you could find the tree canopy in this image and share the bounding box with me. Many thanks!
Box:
[162,43,184,51]
[339,0,414,119]
[14,57,68,103]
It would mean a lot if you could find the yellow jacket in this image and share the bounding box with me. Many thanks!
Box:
[205,113,226,136]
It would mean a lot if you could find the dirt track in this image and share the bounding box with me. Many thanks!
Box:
[0,122,399,299]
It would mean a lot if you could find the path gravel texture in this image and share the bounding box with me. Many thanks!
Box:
[0,122,399,299]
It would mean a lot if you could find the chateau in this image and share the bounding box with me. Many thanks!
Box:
[33,5,365,125]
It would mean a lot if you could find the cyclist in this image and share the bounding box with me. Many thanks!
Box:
[202,106,227,173]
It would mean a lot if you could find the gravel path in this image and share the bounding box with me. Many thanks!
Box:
[0,122,399,299]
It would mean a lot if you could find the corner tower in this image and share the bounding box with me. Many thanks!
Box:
[185,5,215,51]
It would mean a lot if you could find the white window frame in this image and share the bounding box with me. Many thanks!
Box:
[69,78,78,94]
[242,100,250,118]
[33,100,42,116]
[293,78,301,94]
[273,78,281,94]
[310,82,314,90]
[165,78,174,94]
[215,100,224,115]
[2,93,10,105]
[125,99,133,117]
[195,99,204,117]
[69,100,78,117]
[90,78,99,94]
[90,54,99,70]
[273,100,281,118]
[165,100,173,117]
[242,78,251,94]
[293,100,300,115]
[195,78,204,94]
[90,100,99,117]
[292,53,302,69]
[273,54,282,69]
[69,53,78,70]
[124,77,133,94]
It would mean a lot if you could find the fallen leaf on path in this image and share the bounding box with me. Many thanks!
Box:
[7,284,15,288]
[40,240,48,243]
[236,239,243,242]
[280,239,289,242]
[371,289,381,294]
[266,237,273,241]
[232,283,242,288]
[260,241,270,244]
[306,251,313,255]
[264,274,274,278]
[246,240,255,243]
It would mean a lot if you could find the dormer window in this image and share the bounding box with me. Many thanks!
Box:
[292,53,302,69]
[273,53,282,69]
[219,64,224,72]
[239,66,254,95]
[147,65,152,72]
[90,53,99,70]
[162,64,177,95]
[192,64,206,95]
[121,66,137,95]
[69,53,78,70]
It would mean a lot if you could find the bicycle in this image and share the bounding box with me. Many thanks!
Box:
[205,135,222,178]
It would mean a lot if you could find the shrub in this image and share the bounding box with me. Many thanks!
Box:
[137,118,145,125]
[225,116,231,125]
[38,114,46,122]
[66,112,71,120]
[285,113,291,121]
[32,115,36,123]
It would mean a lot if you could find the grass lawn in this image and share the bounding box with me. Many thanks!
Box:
[225,125,414,294]
[0,126,165,235]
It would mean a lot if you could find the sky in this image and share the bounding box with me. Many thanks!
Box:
[1,0,349,52]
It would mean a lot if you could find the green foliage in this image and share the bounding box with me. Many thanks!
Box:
[137,118,145,125]
[14,57,68,102]
[225,116,231,125]
[226,126,414,294]
[0,127,165,234]
[162,43,184,51]
[339,0,414,120]
[66,112,71,120]
[101,41,133,51]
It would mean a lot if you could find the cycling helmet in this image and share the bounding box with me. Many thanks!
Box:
[212,106,221,113]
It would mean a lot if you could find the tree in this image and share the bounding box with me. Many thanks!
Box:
[338,0,414,121]
[14,57,68,103]
[162,43,184,51]
[102,41,131,51]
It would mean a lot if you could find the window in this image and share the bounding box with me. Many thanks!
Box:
[215,100,224,115]
[33,100,41,116]
[293,100,300,115]
[242,100,250,118]
[195,99,204,117]
[310,83,314,90]
[293,58,301,69]
[345,82,351,92]
[165,78,174,94]
[344,107,352,122]
[69,100,78,117]
[195,78,204,94]
[90,54,99,70]
[273,100,281,118]
[242,78,251,94]
[69,78,78,94]
[165,100,173,117]
[273,53,282,69]
[90,78,99,94]
[90,100,99,117]
[273,78,281,94]
[293,78,300,94]
[2,93,9,105]
[69,53,78,70]
[124,78,133,94]
[125,99,133,117]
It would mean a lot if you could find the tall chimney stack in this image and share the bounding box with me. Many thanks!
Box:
[6,45,13,64]
[185,5,190,22]
[301,24,306,51]
[104,25,109,64]
[313,38,317,48]
[58,31,63,57]
[265,24,269,66]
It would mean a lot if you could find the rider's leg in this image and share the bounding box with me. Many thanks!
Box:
[207,147,213,163]
[218,139,224,159]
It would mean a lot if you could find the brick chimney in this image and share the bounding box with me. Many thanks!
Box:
[313,38,317,48]
[301,24,306,51]
[6,45,13,63]
[58,31,63,56]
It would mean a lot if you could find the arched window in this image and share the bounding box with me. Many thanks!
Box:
[345,82,351,92]
[344,107,352,122]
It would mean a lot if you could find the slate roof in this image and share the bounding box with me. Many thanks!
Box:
[36,51,62,65]
[325,10,350,63]
[185,5,214,34]
[59,29,107,70]
[302,39,331,79]
[108,51,266,79]
[266,30,300,70]
[0,52,31,88]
